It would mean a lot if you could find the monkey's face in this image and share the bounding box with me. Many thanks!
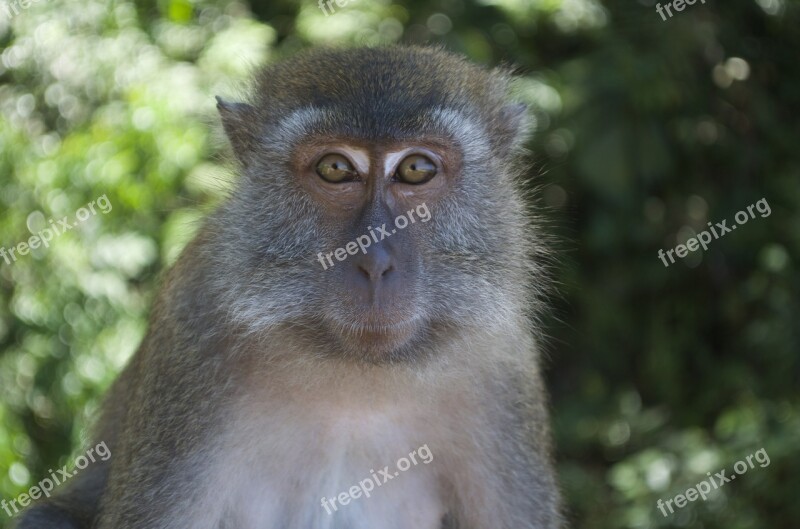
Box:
[290,138,452,358]
[215,48,538,363]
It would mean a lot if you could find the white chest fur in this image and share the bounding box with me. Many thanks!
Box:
[185,364,459,529]
[221,407,444,529]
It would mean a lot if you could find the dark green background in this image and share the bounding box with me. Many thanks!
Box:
[0,0,797,527]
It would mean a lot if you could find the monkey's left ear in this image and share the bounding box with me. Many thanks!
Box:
[216,96,258,161]
[496,103,531,157]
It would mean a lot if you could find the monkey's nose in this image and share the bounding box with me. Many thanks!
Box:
[355,245,395,283]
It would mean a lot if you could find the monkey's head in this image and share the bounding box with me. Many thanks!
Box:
[213,47,542,363]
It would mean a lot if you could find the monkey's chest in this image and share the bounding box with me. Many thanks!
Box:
[213,403,447,529]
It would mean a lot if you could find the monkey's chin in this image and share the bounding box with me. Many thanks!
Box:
[330,316,425,361]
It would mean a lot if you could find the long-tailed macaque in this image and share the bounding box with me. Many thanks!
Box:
[15,46,562,529]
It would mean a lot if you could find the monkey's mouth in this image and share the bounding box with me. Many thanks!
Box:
[327,313,424,356]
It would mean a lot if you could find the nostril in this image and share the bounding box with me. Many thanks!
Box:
[356,262,393,282]
[358,265,394,281]
[354,246,394,283]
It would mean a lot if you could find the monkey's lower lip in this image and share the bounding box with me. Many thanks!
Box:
[332,314,423,350]
[350,315,420,333]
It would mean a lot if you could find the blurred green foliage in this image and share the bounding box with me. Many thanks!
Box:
[0,0,797,527]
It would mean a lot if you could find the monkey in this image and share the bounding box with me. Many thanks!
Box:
[14,46,562,529]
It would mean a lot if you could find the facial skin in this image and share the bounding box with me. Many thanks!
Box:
[291,138,458,358]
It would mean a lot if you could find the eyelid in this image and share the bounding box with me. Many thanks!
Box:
[314,148,370,176]
[384,149,442,177]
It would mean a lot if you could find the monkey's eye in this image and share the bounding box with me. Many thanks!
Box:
[396,154,437,184]
[316,154,358,183]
